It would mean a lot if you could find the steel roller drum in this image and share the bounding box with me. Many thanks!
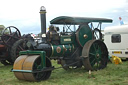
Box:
[76,24,93,47]
[13,55,39,81]
[13,54,52,81]
[13,55,28,80]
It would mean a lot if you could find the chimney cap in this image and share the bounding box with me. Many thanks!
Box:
[40,6,46,11]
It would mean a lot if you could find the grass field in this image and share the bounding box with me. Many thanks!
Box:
[0,60,128,85]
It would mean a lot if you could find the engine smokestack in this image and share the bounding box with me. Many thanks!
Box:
[40,6,46,42]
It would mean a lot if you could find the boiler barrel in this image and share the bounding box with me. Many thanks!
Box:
[35,44,74,57]
[50,44,74,57]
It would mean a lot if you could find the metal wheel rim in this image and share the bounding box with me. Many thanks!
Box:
[33,57,52,81]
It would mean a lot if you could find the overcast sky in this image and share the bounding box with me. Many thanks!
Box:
[0,0,128,34]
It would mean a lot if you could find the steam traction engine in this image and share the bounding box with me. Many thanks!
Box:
[12,6,112,81]
[0,26,27,65]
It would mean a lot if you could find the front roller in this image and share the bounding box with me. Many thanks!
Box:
[12,51,52,81]
[82,40,108,70]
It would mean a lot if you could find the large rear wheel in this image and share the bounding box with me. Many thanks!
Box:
[10,39,26,62]
[82,40,108,70]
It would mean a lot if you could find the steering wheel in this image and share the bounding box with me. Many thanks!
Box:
[1,26,21,47]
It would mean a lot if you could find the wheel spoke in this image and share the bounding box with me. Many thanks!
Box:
[5,37,12,44]
[96,43,99,50]
[97,45,100,51]
[18,45,24,51]
[34,63,38,69]
[89,53,95,56]
[9,27,12,34]
[12,32,16,36]
[36,73,41,79]
[90,58,96,65]
[94,43,99,50]
[93,44,97,52]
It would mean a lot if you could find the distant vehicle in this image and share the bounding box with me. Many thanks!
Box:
[104,24,128,59]
[0,26,33,65]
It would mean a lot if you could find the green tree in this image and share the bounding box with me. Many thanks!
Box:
[0,25,9,36]
[0,25,5,36]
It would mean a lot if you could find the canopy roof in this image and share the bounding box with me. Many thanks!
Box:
[50,16,113,25]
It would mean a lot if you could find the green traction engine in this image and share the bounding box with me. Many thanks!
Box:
[12,6,113,81]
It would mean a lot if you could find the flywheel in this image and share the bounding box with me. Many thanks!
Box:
[13,55,52,81]
[76,24,93,47]
[82,40,108,70]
